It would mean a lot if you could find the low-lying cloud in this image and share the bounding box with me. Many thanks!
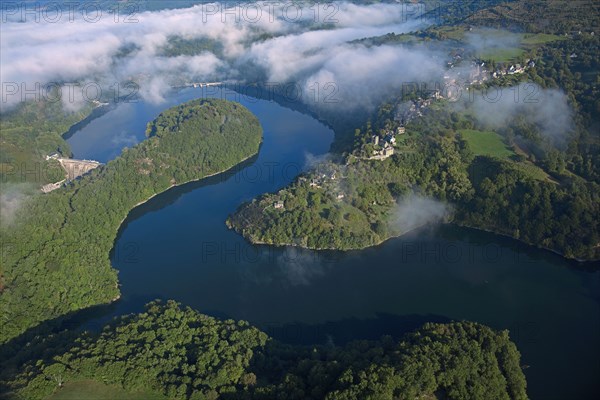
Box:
[464,83,574,144]
[390,194,450,234]
[276,247,327,286]
[303,44,444,110]
[0,184,31,226]
[464,28,522,56]
[1,2,440,111]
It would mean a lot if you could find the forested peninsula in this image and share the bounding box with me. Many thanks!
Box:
[0,99,263,344]
[228,18,600,262]
[0,300,527,400]
[228,112,599,260]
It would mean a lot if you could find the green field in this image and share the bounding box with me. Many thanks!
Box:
[459,129,515,158]
[45,380,166,400]
[521,33,565,46]
[514,161,555,182]
[476,47,525,63]
[511,141,556,182]
[460,129,553,182]
[468,30,564,63]
[433,25,467,40]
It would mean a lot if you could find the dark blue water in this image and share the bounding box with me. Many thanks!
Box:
[67,88,600,400]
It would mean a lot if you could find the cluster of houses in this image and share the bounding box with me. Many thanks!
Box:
[269,164,349,211]
[371,144,395,160]
[307,168,338,189]
[467,61,490,84]
[393,54,537,118]
[309,166,347,200]
[395,97,435,125]
[446,54,537,87]
[447,52,464,68]
[368,126,405,161]
[492,59,535,78]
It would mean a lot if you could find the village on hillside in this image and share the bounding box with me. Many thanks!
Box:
[358,53,537,161]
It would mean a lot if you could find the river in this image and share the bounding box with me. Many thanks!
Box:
[66,87,600,400]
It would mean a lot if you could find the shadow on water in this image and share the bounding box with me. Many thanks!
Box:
[435,224,600,305]
[437,224,600,272]
[62,104,115,141]
[258,313,452,346]
[222,83,365,151]
[111,152,260,239]
[0,302,119,365]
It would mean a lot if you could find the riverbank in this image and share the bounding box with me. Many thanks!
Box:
[230,211,599,264]
[227,219,434,252]
[116,150,259,234]
[227,143,599,263]
[0,99,264,344]
[62,102,114,141]
[453,221,600,264]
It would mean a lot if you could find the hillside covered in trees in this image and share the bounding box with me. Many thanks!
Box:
[0,300,527,400]
[0,99,263,344]
[228,0,600,261]
[228,101,599,259]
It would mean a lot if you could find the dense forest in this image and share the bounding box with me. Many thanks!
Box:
[0,99,263,344]
[0,300,527,400]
